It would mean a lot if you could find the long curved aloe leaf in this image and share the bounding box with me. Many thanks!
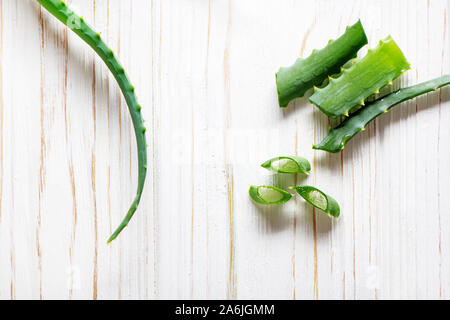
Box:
[276,20,368,108]
[310,36,410,118]
[313,75,450,153]
[37,0,147,242]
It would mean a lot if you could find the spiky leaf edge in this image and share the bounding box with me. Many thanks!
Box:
[275,20,368,108]
[309,36,411,118]
[37,0,148,242]
[313,75,450,153]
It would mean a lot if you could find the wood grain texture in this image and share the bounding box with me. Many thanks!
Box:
[0,0,449,299]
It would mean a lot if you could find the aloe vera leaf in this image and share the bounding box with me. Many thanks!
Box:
[309,36,411,118]
[261,156,311,174]
[37,0,147,242]
[313,75,450,153]
[276,20,368,108]
[291,186,340,218]
[249,186,292,205]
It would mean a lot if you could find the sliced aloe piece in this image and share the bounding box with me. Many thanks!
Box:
[291,186,340,218]
[261,156,311,174]
[313,75,450,153]
[276,20,368,107]
[309,36,410,118]
[249,185,292,205]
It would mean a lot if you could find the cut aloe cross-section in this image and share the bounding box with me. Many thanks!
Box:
[261,156,311,174]
[309,36,410,118]
[291,186,340,218]
[276,20,368,107]
[313,74,450,153]
[249,186,292,205]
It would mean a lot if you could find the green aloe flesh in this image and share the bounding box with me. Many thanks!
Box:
[261,156,311,174]
[276,20,368,108]
[37,0,147,242]
[249,186,292,205]
[313,75,450,153]
[309,36,411,118]
[291,186,340,218]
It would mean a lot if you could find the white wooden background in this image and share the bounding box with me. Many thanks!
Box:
[0,0,449,300]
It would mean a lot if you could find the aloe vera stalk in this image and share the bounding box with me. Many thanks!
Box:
[249,186,292,205]
[313,75,450,153]
[310,36,410,118]
[276,20,368,108]
[37,0,147,242]
[291,186,340,218]
[261,156,311,174]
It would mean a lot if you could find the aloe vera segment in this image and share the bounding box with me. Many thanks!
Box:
[249,186,292,205]
[313,75,450,153]
[276,20,368,108]
[37,0,147,242]
[261,156,311,174]
[291,186,340,218]
[309,36,410,118]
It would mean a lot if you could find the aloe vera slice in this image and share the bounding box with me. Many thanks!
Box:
[249,186,292,205]
[261,156,311,174]
[313,75,450,153]
[309,36,411,118]
[276,20,368,108]
[291,186,340,218]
